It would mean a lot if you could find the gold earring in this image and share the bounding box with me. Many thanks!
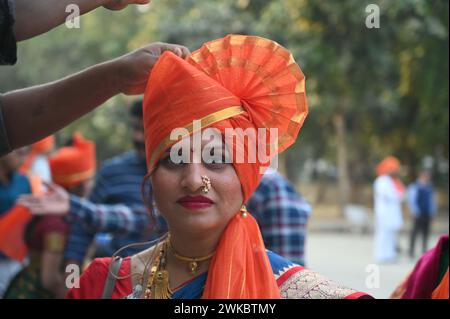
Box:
[201,175,211,194]
[240,205,248,218]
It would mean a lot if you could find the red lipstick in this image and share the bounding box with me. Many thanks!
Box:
[177,195,214,210]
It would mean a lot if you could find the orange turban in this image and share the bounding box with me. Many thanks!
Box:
[143,35,308,298]
[49,133,96,189]
[376,156,401,176]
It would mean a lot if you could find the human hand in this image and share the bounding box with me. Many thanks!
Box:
[114,42,190,95]
[103,0,151,11]
[17,182,70,216]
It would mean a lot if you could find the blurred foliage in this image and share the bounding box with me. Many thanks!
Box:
[0,0,448,193]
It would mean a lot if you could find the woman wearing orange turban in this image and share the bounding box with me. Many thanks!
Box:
[67,35,371,299]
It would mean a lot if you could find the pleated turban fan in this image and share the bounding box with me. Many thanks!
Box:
[143,35,308,298]
[49,133,96,188]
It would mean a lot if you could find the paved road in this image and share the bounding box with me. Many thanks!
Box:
[305,231,444,299]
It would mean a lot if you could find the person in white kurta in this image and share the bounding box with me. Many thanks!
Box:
[373,156,405,263]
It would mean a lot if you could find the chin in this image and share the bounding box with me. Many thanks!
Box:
[171,216,222,234]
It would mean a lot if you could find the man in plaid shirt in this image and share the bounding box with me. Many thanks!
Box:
[247,168,312,266]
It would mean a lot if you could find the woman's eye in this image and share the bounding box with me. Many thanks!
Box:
[204,154,231,169]
[161,155,186,168]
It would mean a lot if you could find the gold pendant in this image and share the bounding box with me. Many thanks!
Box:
[153,270,172,299]
[189,261,198,275]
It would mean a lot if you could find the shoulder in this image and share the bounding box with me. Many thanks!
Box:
[66,257,132,299]
[99,152,137,171]
[267,252,372,299]
[268,250,298,274]
[111,152,142,166]
[407,183,418,191]
[278,267,372,299]
[375,175,390,188]
[97,152,145,177]
[258,170,287,189]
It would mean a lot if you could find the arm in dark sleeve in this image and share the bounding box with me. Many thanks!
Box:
[64,196,151,263]
[67,196,151,235]
[0,0,17,65]
[0,95,12,156]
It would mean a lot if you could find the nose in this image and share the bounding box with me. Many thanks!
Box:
[180,163,206,193]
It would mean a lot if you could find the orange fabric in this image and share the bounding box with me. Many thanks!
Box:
[0,175,42,261]
[391,176,405,194]
[432,268,449,299]
[143,35,308,298]
[49,133,96,188]
[376,156,401,176]
[19,135,55,174]
[32,136,55,154]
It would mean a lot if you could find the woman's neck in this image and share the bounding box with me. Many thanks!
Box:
[165,230,222,281]
[169,231,220,259]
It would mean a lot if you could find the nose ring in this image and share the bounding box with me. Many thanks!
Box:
[201,175,211,194]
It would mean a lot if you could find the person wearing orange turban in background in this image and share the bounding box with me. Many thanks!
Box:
[19,135,55,182]
[4,133,96,299]
[67,35,372,300]
[373,156,405,263]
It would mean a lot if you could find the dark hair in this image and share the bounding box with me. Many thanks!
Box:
[130,99,144,119]
[141,173,157,230]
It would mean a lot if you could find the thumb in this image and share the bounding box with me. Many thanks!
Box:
[160,45,183,57]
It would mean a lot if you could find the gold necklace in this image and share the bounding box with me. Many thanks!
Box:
[167,237,216,275]
[144,240,172,299]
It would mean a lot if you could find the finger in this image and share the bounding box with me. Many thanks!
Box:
[17,194,37,202]
[42,181,66,196]
[179,46,191,58]
[158,44,180,56]
[17,197,43,206]
[165,45,190,58]
[172,46,189,58]
[19,203,45,214]
[174,47,182,57]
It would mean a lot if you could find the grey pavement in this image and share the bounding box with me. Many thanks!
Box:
[305,231,446,299]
